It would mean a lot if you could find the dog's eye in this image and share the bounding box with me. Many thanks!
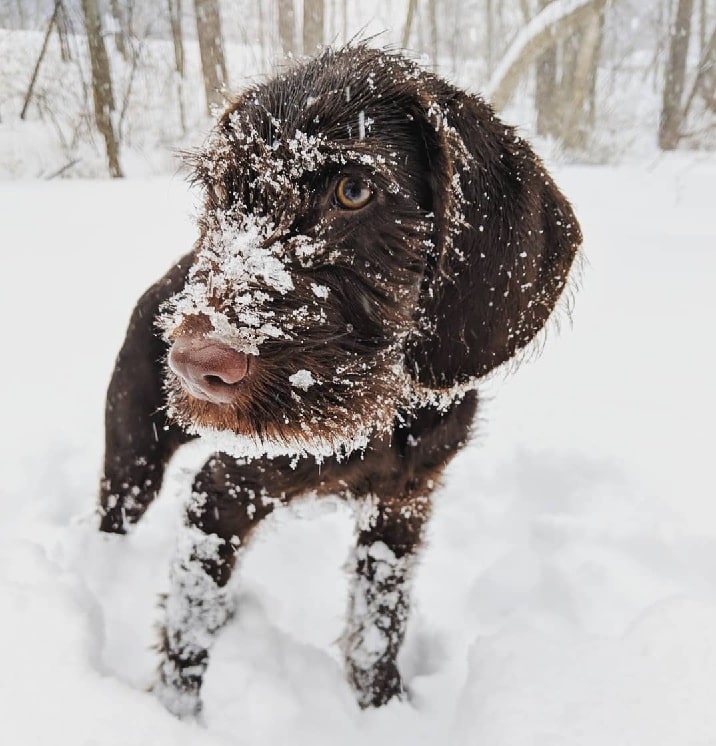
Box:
[335,177,372,209]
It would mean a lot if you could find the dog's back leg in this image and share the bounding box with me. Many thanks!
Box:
[341,398,477,707]
[342,489,431,708]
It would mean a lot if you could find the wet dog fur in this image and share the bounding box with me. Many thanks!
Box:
[98,46,581,715]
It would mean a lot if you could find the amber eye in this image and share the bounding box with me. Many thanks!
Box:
[335,177,372,209]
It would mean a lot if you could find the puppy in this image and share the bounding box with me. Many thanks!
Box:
[98,46,581,716]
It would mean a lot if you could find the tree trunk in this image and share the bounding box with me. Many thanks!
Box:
[562,6,603,149]
[683,24,716,117]
[278,0,297,55]
[485,0,494,76]
[57,1,72,62]
[15,0,25,27]
[518,0,531,23]
[486,0,608,112]
[256,0,267,69]
[402,0,418,48]
[167,0,186,133]
[20,0,62,120]
[167,0,185,76]
[535,47,558,135]
[194,0,228,115]
[81,0,123,177]
[110,0,129,60]
[342,0,348,44]
[428,0,438,69]
[535,0,558,137]
[659,0,694,150]
[303,0,324,54]
[329,0,336,43]
[585,8,605,130]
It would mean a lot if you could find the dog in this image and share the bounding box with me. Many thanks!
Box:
[98,45,581,716]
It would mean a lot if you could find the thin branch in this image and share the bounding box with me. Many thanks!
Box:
[21,0,62,120]
[46,158,80,179]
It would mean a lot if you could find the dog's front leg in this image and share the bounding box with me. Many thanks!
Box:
[342,492,430,708]
[155,453,279,717]
[99,253,195,533]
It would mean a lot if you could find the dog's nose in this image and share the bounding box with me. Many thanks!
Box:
[168,336,248,404]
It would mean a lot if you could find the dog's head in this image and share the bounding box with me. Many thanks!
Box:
[157,46,581,457]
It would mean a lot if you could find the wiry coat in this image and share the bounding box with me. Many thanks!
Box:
[99,46,581,715]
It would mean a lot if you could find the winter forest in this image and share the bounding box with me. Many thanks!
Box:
[1,1,716,745]
[1,0,715,174]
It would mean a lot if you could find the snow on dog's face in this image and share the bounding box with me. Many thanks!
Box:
[158,48,582,459]
[158,49,438,457]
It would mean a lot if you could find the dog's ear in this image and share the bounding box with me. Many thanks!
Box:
[404,87,582,388]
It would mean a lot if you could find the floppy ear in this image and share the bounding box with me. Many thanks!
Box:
[405,87,582,388]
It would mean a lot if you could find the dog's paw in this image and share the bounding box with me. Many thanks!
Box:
[152,677,203,720]
[349,660,406,709]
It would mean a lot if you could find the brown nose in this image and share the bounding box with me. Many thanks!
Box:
[168,336,248,404]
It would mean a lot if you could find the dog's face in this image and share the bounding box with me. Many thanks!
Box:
[158,47,581,457]
[159,50,439,454]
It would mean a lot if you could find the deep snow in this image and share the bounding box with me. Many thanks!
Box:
[1,155,715,745]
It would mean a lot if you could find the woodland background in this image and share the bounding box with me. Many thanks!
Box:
[1,0,715,179]
[2,3,716,744]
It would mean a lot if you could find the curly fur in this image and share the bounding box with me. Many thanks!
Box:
[98,46,581,716]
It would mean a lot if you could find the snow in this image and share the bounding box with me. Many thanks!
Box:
[310,282,330,299]
[289,369,316,391]
[1,154,716,744]
[159,212,296,356]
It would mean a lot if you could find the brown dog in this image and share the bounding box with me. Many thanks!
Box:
[98,46,581,716]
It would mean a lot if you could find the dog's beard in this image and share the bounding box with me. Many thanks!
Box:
[163,348,411,461]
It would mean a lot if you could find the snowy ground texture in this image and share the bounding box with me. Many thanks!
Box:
[1,156,715,745]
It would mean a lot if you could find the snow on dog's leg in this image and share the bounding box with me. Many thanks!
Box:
[154,454,277,717]
[155,523,232,717]
[342,494,429,708]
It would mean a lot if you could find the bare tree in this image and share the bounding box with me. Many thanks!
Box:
[428,0,438,68]
[535,0,559,136]
[14,0,26,27]
[109,0,129,60]
[518,0,532,22]
[194,0,228,115]
[683,23,716,117]
[529,0,606,147]
[342,0,348,44]
[659,0,694,149]
[402,0,418,48]
[81,0,123,177]
[21,0,63,120]
[167,0,186,130]
[256,0,268,70]
[303,0,324,53]
[278,0,297,55]
[56,1,72,62]
[562,5,604,149]
[486,0,608,112]
[167,0,185,77]
[485,0,495,75]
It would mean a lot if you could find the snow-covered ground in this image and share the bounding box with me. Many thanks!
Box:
[1,155,715,745]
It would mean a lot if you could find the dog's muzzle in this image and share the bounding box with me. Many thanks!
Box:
[168,335,249,404]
